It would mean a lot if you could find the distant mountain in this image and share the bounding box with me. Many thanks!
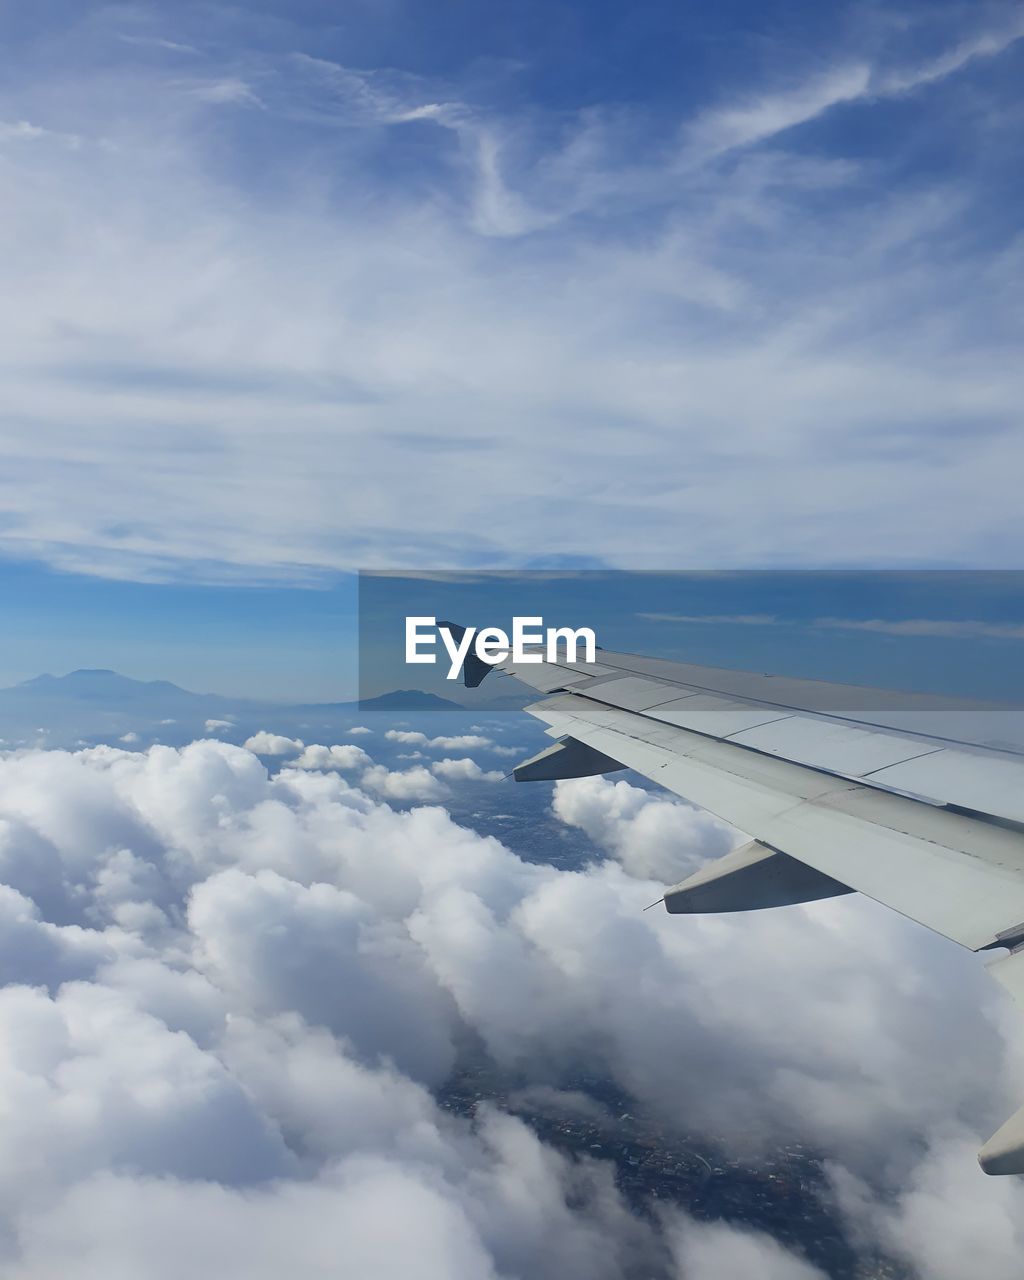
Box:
[0,670,520,749]
[472,692,531,710]
[17,669,206,703]
[0,669,257,747]
[355,689,464,711]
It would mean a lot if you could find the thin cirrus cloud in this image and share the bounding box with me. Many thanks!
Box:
[686,15,1024,155]
[638,612,784,626]
[0,6,1021,581]
[685,63,875,155]
[815,617,1024,639]
[639,613,1024,639]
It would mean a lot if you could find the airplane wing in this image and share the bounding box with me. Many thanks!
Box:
[439,624,1024,1175]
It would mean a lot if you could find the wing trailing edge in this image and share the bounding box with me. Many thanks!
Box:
[512,735,626,782]
[444,625,1024,1174]
[663,839,853,914]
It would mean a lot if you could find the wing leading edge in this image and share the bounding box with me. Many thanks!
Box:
[446,627,1024,1175]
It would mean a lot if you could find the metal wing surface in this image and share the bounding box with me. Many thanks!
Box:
[443,625,1024,1175]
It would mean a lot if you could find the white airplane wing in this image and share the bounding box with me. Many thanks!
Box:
[440,625,1024,1175]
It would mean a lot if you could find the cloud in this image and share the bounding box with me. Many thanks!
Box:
[687,19,1024,158]
[551,775,740,882]
[687,63,873,155]
[347,726,372,736]
[12,1168,503,1280]
[293,743,371,771]
[431,757,504,783]
[639,612,1024,640]
[360,763,450,801]
[385,730,494,751]
[830,1131,1024,1280]
[1,12,1023,580]
[116,34,199,55]
[664,1214,828,1279]
[639,612,782,627]
[877,19,1024,96]
[0,737,1016,1275]
[0,119,48,141]
[814,617,1024,640]
[243,732,304,756]
[189,867,456,1082]
[203,719,233,734]
[0,739,665,1274]
[183,78,264,108]
[0,119,82,146]
[0,981,290,1185]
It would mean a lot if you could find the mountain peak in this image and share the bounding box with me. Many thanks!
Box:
[357,689,464,710]
[17,669,192,698]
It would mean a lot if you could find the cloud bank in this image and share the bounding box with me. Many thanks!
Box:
[0,737,1020,1275]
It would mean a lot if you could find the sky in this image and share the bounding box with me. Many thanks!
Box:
[0,559,357,697]
[2,7,1024,1275]
[1,0,1023,605]
[360,570,1024,704]
[3,565,1024,701]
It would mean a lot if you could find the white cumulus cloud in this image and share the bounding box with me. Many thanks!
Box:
[293,743,372,772]
[431,757,504,783]
[0,737,1014,1277]
[360,764,450,802]
[551,775,741,882]
[243,732,304,756]
[386,730,494,751]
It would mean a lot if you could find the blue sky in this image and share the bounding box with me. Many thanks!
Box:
[1,1,1022,694]
[5,563,1024,702]
[0,560,357,697]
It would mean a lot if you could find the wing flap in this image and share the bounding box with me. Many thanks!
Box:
[500,658,1024,825]
[664,840,853,913]
[527,694,1024,952]
[511,736,626,782]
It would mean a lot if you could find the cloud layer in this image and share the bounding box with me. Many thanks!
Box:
[0,736,1021,1275]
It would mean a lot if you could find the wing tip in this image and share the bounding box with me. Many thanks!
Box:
[979,1104,1024,1176]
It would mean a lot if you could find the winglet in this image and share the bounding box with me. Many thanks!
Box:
[980,947,1024,1174]
[979,1106,1024,1176]
[436,621,495,688]
[511,736,625,782]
